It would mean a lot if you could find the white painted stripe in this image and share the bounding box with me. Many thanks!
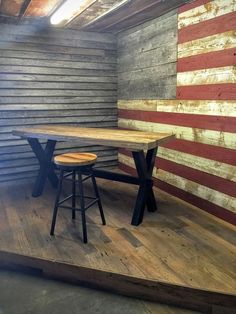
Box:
[178,30,236,58]
[158,147,236,182]
[156,169,236,214]
[118,99,236,117]
[118,118,236,150]
[177,66,236,86]
[118,153,236,213]
[178,0,236,29]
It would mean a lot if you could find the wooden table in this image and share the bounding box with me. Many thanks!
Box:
[12,125,174,226]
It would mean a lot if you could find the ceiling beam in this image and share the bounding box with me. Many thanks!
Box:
[81,0,159,30]
[18,0,32,20]
[69,0,130,29]
[49,0,97,27]
[83,0,193,32]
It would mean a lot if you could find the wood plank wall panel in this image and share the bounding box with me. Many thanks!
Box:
[24,0,63,17]
[0,0,25,16]
[0,24,118,183]
[117,0,236,225]
[117,10,178,100]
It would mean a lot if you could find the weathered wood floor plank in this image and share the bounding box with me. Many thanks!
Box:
[0,177,235,312]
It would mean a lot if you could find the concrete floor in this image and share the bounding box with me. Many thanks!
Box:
[0,269,202,314]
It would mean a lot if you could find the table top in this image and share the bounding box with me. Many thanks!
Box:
[12,125,175,151]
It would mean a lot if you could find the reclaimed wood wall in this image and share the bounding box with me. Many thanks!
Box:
[117,10,177,99]
[118,0,236,224]
[0,25,117,183]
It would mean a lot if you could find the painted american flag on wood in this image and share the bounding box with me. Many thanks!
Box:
[118,0,236,224]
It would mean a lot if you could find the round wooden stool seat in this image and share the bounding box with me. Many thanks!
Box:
[54,153,97,167]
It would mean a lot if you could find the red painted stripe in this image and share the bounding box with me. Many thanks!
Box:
[119,163,236,225]
[178,0,211,14]
[118,109,236,132]
[156,178,236,226]
[119,149,236,197]
[119,136,236,167]
[156,157,236,197]
[176,84,236,100]
[119,148,132,156]
[163,139,236,166]
[177,48,236,72]
[178,11,236,43]
[118,136,236,166]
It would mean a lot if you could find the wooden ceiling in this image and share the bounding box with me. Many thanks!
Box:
[0,0,193,32]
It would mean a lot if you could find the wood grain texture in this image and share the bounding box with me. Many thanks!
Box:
[177,48,236,72]
[162,139,236,167]
[24,0,64,17]
[54,152,97,166]
[119,146,236,198]
[119,152,236,214]
[50,0,97,26]
[118,99,236,117]
[174,0,236,224]
[0,25,117,183]
[178,11,236,44]
[118,109,236,132]
[118,118,236,150]
[12,125,175,151]
[0,179,235,312]
[82,0,191,33]
[176,84,236,100]
[0,23,115,42]
[0,0,193,33]
[0,0,25,16]
[118,0,236,226]
[69,0,127,29]
[117,11,177,99]
[157,147,236,183]
[178,0,211,14]
[177,66,236,86]
[121,162,236,225]
[178,30,236,59]
[178,0,236,29]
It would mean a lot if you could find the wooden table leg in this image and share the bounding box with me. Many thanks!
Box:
[28,138,58,197]
[131,147,157,226]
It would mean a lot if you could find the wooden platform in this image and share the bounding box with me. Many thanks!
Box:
[0,175,235,313]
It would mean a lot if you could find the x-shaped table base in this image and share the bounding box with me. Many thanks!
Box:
[28,138,58,197]
[131,148,157,225]
[28,138,158,226]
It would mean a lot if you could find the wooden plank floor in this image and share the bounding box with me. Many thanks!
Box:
[0,176,235,312]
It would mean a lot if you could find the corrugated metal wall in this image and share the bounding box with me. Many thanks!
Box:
[0,25,118,183]
[118,0,236,224]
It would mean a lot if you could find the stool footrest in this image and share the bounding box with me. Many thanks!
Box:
[59,198,99,212]
[62,174,92,183]
[62,171,73,179]
[85,198,100,210]
[58,194,73,205]
[58,194,97,206]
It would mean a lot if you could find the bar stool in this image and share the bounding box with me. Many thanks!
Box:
[50,152,106,243]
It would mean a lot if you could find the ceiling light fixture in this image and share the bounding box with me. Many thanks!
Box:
[50,0,96,25]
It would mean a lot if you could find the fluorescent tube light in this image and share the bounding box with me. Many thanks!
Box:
[50,0,95,25]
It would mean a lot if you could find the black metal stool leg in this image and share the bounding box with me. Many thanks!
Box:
[72,170,76,220]
[50,169,64,236]
[81,211,87,244]
[78,171,87,243]
[91,170,106,225]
